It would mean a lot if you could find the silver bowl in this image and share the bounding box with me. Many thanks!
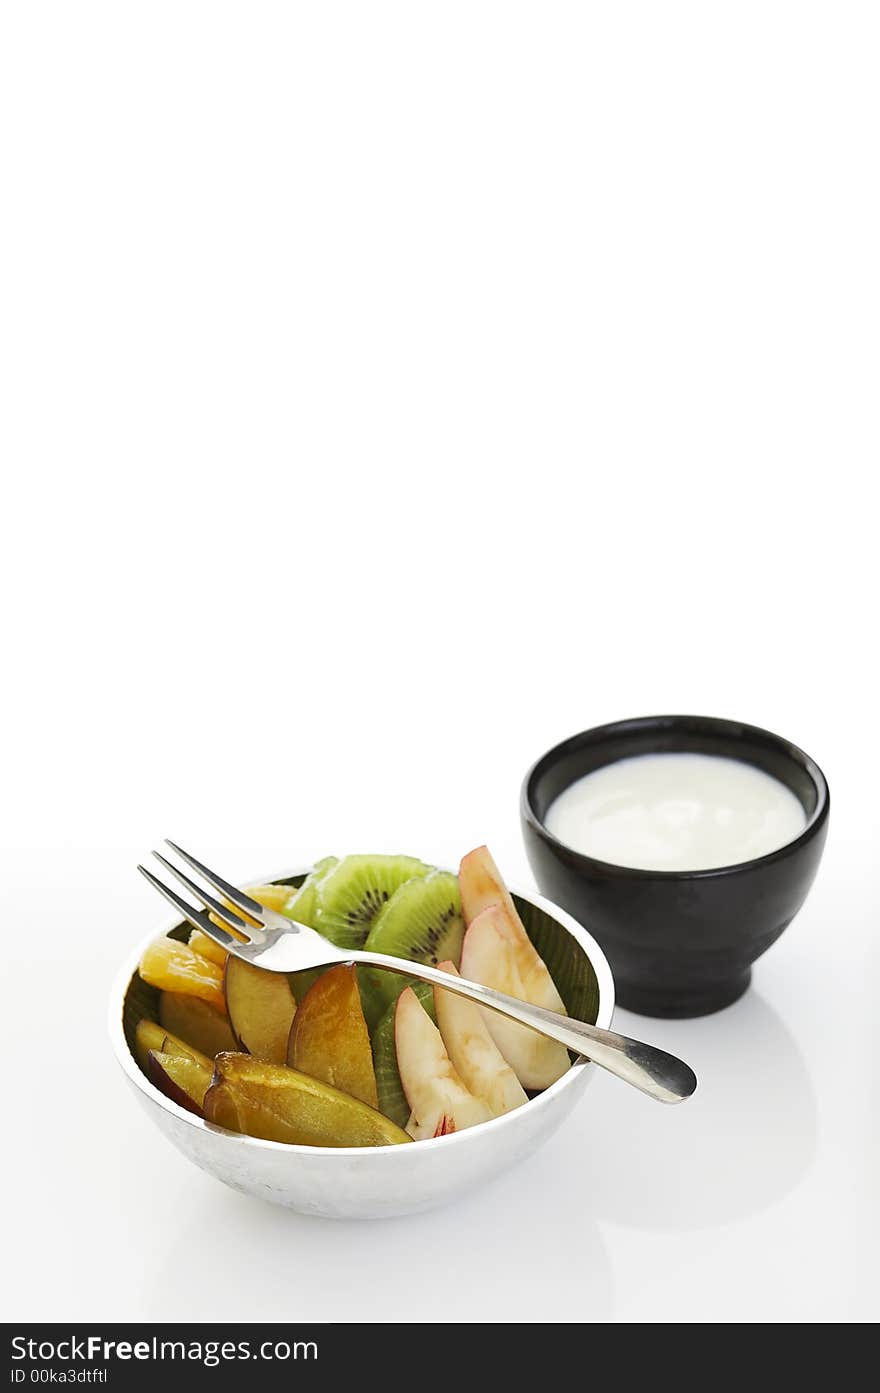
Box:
[109,868,615,1219]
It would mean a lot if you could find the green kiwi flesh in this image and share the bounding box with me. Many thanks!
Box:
[284,856,338,927]
[360,870,464,1018]
[313,854,431,951]
[372,982,435,1127]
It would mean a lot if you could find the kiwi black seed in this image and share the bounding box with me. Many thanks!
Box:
[313,854,432,951]
[361,870,465,1017]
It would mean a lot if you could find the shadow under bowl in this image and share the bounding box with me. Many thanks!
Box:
[521,714,829,1018]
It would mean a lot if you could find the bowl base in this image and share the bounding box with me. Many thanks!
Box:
[616,968,752,1019]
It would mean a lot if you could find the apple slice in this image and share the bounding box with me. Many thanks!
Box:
[433,961,527,1116]
[395,986,492,1139]
[459,844,519,923]
[134,1018,212,1073]
[224,957,297,1065]
[287,964,378,1108]
[203,1053,410,1146]
[158,991,237,1058]
[460,905,570,1089]
[146,1049,213,1116]
[139,936,226,1012]
[405,1110,457,1139]
[459,845,566,1014]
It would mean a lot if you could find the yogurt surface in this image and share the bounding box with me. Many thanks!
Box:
[544,751,807,871]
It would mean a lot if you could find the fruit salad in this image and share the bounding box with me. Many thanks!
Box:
[134,846,572,1147]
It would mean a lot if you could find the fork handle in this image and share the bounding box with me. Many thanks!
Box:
[348,951,696,1104]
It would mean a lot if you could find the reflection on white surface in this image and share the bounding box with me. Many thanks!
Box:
[584,992,817,1229]
[145,1149,614,1323]
[2,838,872,1323]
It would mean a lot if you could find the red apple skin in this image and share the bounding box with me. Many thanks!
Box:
[459,906,570,1090]
[433,959,527,1116]
[394,987,491,1138]
[459,847,566,1015]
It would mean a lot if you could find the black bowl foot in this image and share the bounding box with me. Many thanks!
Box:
[616,969,752,1019]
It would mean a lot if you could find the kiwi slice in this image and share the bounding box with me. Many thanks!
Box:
[372,983,435,1128]
[284,856,338,927]
[360,870,464,1019]
[313,854,432,951]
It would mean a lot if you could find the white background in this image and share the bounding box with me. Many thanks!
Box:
[2,2,877,1324]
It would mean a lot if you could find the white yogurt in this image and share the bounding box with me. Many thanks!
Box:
[545,752,807,871]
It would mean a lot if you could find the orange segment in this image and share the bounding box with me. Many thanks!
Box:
[189,928,229,966]
[139,936,226,1012]
[244,883,297,914]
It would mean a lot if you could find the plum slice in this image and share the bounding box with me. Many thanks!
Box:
[224,957,297,1065]
[146,1049,213,1116]
[158,991,237,1058]
[203,1053,410,1147]
[287,964,378,1109]
[134,1018,211,1073]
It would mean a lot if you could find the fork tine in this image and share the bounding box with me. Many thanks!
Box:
[163,840,266,919]
[151,851,257,941]
[136,865,237,950]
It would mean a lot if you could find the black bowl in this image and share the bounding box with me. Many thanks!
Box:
[521,715,829,1018]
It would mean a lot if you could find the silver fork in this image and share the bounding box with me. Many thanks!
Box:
[137,841,697,1104]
